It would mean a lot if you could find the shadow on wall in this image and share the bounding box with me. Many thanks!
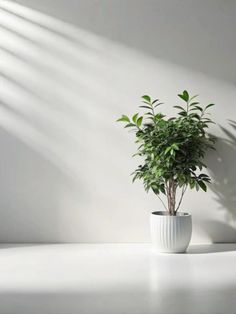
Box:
[12,0,236,87]
[0,0,142,242]
[0,127,91,242]
[205,121,236,242]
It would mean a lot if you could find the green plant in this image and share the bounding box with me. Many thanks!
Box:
[117,91,216,215]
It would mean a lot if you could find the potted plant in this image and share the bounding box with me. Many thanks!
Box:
[117,91,216,253]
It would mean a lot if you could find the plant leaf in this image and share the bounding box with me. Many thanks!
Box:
[192,106,203,112]
[177,90,189,102]
[189,102,199,106]
[139,105,152,110]
[142,101,152,105]
[172,143,179,150]
[124,123,136,128]
[137,116,143,127]
[174,105,186,111]
[142,95,151,103]
[164,147,172,155]
[189,95,198,101]
[183,90,189,101]
[205,103,215,110]
[154,102,163,108]
[178,94,187,102]
[117,115,130,123]
[178,111,187,116]
[198,181,207,192]
[132,113,139,123]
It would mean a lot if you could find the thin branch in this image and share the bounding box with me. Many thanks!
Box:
[172,181,177,214]
[165,180,170,214]
[156,194,168,211]
[175,185,187,212]
[164,181,168,193]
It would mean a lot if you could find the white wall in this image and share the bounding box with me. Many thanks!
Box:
[0,0,235,243]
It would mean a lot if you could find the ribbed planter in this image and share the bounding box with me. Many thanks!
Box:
[150,211,192,253]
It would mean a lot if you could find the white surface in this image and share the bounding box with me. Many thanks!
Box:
[0,1,236,242]
[0,243,235,314]
[150,212,192,253]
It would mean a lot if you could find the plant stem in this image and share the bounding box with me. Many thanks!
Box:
[166,180,177,215]
[156,194,168,211]
[175,185,187,212]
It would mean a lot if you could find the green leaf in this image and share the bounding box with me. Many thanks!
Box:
[198,181,207,192]
[124,123,136,128]
[178,90,189,102]
[191,106,203,112]
[137,116,143,127]
[205,103,215,110]
[155,113,165,119]
[183,90,189,101]
[199,174,209,178]
[178,94,187,102]
[139,105,152,110]
[154,102,163,108]
[178,111,187,116]
[172,143,179,150]
[203,120,215,124]
[174,106,186,111]
[190,113,201,120]
[132,113,139,123]
[164,147,172,155]
[189,95,198,101]
[142,95,151,103]
[189,102,199,106]
[117,115,130,123]
[190,181,195,189]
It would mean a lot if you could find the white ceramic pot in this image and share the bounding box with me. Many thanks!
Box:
[150,211,192,253]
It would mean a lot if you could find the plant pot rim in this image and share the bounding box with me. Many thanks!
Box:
[151,211,191,217]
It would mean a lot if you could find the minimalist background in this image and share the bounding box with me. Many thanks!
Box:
[0,0,236,243]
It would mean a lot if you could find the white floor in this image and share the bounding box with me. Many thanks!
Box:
[0,244,235,314]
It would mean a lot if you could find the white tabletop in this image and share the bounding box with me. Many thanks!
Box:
[0,243,235,314]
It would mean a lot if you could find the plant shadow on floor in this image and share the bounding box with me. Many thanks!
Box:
[187,243,236,254]
[202,120,236,245]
